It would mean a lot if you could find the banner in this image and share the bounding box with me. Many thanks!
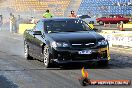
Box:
[100,33,132,48]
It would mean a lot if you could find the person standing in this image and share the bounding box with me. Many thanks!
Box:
[69,11,77,18]
[0,15,3,31]
[43,10,53,18]
[10,14,16,33]
[30,17,35,24]
[10,13,13,32]
[16,15,21,33]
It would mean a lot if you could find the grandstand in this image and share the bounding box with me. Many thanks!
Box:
[0,0,71,17]
[77,0,132,17]
[0,0,132,18]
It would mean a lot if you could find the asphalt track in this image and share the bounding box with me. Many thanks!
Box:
[0,30,132,88]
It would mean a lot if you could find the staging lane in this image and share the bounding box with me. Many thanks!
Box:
[0,31,132,88]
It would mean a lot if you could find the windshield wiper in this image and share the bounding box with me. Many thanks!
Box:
[64,30,76,32]
[47,31,60,33]
[65,30,90,32]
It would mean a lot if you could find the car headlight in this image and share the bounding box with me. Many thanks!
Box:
[98,40,108,46]
[51,42,69,48]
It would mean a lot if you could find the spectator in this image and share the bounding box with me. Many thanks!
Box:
[30,17,35,24]
[69,11,77,18]
[16,15,22,33]
[0,15,3,31]
[9,13,13,32]
[10,14,16,33]
[17,15,21,21]
[43,10,53,18]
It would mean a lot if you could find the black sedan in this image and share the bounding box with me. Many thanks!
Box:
[23,18,110,68]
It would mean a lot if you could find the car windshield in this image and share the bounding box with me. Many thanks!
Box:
[79,15,91,19]
[44,19,91,33]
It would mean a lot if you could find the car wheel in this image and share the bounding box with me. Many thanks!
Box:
[43,45,51,68]
[120,21,123,24]
[99,21,103,25]
[98,60,109,66]
[24,42,33,60]
[89,21,94,24]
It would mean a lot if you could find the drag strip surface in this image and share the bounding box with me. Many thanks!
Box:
[0,31,132,88]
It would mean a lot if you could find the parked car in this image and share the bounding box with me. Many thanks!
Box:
[78,15,96,24]
[23,18,110,68]
[96,15,130,25]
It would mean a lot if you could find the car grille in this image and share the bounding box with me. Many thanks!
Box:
[71,42,96,48]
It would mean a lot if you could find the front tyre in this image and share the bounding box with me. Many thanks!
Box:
[43,45,51,68]
[24,42,33,60]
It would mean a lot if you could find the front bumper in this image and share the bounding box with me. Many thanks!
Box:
[50,47,110,64]
[53,58,108,64]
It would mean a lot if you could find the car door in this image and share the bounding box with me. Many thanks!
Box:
[32,21,44,60]
[108,16,113,24]
[25,29,36,56]
[113,16,118,24]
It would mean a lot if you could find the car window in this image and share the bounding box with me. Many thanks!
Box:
[34,21,43,32]
[44,19,91,33]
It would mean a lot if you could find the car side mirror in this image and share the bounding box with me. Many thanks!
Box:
[33,31,42,35]
[93,28,98,32]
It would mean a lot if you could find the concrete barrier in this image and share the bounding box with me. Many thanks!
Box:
[19,24,35,34]
[123,24,132,28]
[118,24,132,31]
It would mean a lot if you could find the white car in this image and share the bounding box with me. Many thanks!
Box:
[78,15,96,24]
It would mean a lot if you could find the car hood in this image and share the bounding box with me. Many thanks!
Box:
[47,31,104,43]
[83,18,96,21]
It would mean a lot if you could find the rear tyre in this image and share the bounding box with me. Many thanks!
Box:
[98,60,109,67]
[89,21,94,24]
[99,21,103,25]
[24,42,33,60]
[43,45,51,68]
[120,21,123,24]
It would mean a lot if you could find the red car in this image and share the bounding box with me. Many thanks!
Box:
[96,15,130,25]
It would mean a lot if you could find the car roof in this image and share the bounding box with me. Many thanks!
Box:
[40,17,81,22]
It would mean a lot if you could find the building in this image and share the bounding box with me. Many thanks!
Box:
[77,0,132,16]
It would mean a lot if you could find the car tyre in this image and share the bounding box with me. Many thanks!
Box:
[98,60,109,67]
[120,21,124,24]
[24,42,33,60]
[99,21,103,25]
[43,45,51,68]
